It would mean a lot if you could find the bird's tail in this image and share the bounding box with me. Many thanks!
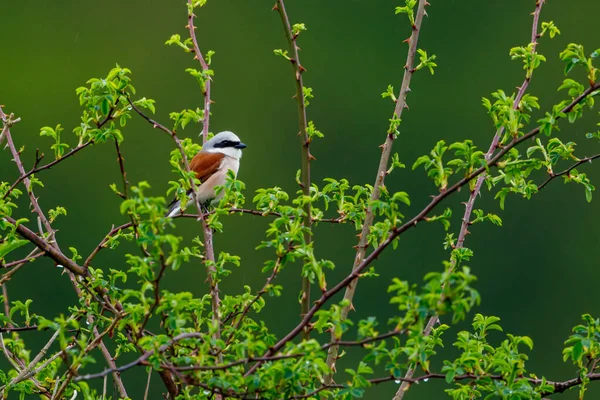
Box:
[165,199,181,218]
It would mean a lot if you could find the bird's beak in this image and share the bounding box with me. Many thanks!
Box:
[235,142,247,149]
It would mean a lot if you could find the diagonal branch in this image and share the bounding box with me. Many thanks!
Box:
[1,109,55,242]
[325,0,431,383]
[394,2,546,397]
[537,153,600,191]
[244,81,600,378]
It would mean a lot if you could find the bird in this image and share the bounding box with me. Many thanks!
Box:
[166,131,246,217]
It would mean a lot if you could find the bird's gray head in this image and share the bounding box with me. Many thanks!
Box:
[203,131,246,159]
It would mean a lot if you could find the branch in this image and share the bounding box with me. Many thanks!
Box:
[245,80,600,378]
[325,0,431,383]
[75,332,203,382]
[187,0,212,142]
[1,108,55,240]
[537,153,600,191]
[127,79,222,370]
[393,2,546,396]
[1,252,43,268]
[3,141,93,201]
[5,216,85,276]
[273,0,314,336]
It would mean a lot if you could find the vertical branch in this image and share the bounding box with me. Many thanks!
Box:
[186,0,222,364]
[187,1,212,143]
[324,0,430,382]
[274,0,313,337]
[2,284,12,329]
[392,2,545,399]
[113,139,129,199]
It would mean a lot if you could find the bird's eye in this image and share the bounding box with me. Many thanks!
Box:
[215,139,240,148]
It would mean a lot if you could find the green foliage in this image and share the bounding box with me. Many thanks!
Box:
[1,1,600,399]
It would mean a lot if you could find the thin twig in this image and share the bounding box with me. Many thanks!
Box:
[2,141,94,201]
[537,153,600,190]
[75,332,203,381]
[2,284,12,329]
[144,368,152,400]
[1,252,43,268]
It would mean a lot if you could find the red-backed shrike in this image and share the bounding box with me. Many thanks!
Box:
[166,131,246,217]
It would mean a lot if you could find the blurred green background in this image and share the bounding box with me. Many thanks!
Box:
[2,0,600,398]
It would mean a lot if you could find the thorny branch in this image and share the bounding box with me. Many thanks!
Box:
[187,0,212,143]
[273,0,314,336]
[393,2,547,397]
[325,0,431,383]
[245,81,600,378]
[537,153,600,191]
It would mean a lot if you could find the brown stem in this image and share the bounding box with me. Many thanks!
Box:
[274,0,314,337]
[394,2,546,397]
[244,81,600,378]
[325,0,431,383]
[1,109,55,241]
[128,89,221,365]
[187,0,212,142]
[537,153,600,191]
[2,141,94,201]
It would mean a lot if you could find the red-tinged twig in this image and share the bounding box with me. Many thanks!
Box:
[71,277,129,398]
[245,81,600,379]
[321,328,406,351]
[394,3,546,397]
[325,0,431,383]
[537,153,600,191]
[77,327,405,379]
[273,0,314,337]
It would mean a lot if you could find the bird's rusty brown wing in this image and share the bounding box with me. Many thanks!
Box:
[190,151,224,183]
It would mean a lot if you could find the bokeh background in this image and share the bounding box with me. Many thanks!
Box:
[2,0,600,398]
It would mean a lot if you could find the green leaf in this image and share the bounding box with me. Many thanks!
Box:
[0,240,29,259]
